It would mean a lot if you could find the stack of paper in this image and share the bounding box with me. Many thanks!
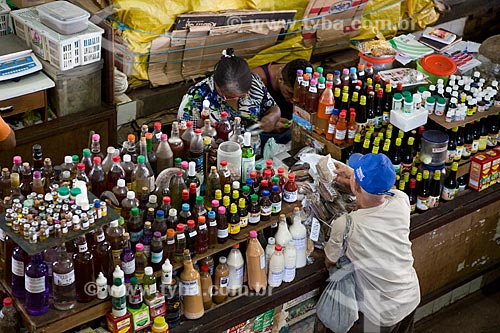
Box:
[389,34,434,65]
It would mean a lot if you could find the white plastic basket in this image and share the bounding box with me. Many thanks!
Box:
[11,7,103,71]
[0,2,11,36]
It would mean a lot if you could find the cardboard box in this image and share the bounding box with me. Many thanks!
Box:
[144,292,167,321]
[148,10,292,87]
[106,312,132,333]
[468,153,492,191]
[292,104,316,132]
[485,149,500,185]
[10,0,52,8]
[128,303,150,332]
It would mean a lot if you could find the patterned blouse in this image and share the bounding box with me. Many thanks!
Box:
[177,73,277,127]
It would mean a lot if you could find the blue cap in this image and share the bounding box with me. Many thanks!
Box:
[246,178,253,186]
[182,203,190,211]
[334,70,340,76]
[349,67,357,74]
[262,190,270,197]
[208,210,216,218]
[271,185,279,192]
[156,209,165,217]
[305,66,313,74]
[348,153,396,196]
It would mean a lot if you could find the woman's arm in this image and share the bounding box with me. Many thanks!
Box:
[259,105,281,132]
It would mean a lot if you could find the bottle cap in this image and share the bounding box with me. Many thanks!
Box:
[266,159,273,167]
[114,278,122,286]
[212,199,219,207]
[219,256,227,264]
[220,160,227,167]
[288,173,296,181]
[123,154,131,163]
[92,134,100,141]
[196,196,204,204]
[176,224,185,232]
[153,231,162,239]
[275,244,283,251]
[264,169,272,177]
[93,156,102,164]
[126,191,135,199]
[161,133,168,141]
[145,132,153,139]
[181,161,189,169]
[127,134,135,141]
[221,111,228,118]
[167,229,175,237]
[131,207,139,216]
[233,243,240,249]
[156,209,165,217]
[272,185,279,192]
[198,216,206,223]
[137,155,145,163]
[70,187,81,197]
[249,230,257,238]
[194,128,202,134]
[163,196,171,204]
[110,220,119,227]
[135,243,144,251]
[112,155,121,163]
[187,220,195,228]
[201,265,209,272]
[58,186,70,197]
[218,206,226,214]
[182,189,190,200]
[208,210,216,218]
[145,267,153,275]
[242,185,250,193]
[182,203,190,211]
[262,190,270,197]
[250,193,258,202]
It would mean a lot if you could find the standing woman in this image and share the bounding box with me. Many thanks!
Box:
[177,48,281,133]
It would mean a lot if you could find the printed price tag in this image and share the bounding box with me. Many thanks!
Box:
[310,217,320,242]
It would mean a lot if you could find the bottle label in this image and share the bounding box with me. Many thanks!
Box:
[112,249,122,267]
[217,228,229,238]
[143,245,151,258]
[472,140,479,152]
[53,270,75,286]
[309,86,317,93]
[233,266,244,282]
[223,169,231,179]
[177,233,186,240]
[261,205,272,216]
[410,203,416,214]
[446,150,456,164]
[229,223,240,235]
[189,231,198,238]
[129,292,143,305]
[463,143,472,157]
[96,233,105,243]
[78,243,88,253]
[209,220,217,227]
[167,239,175,245]
[121,260,135,274]
[347,129,356,140]
[479,136,488,151]
[456,146,464,159]
[25,276,46,294]
[151,251,163,264]
[356,122,367,136]
[428,196,440,209]
[97,283,108,299]
[260,254,266,270]
[239,213,249,227]
[375,116,383,129]
[112,295,126,311]
[310,218,320,242]
[488,134,498,146]
[284,266,296,282]
[271,201,282,214]
[12,258,24,277]
[269,270,283,286]
[145,283,157,296]
[199,224,207,230]
[220,276,229,288]
[441,187,455,201]
[293,236,307,250]
[416,196,429,211]
[181,279,199,296]
[327,123,336,135]
[367,118,376,128]
[382,111,390,124]
[242,157,256,183]
[130,230,143,243]
[249,212,260,224]
[334,129,347,141]
[283,190,298,203]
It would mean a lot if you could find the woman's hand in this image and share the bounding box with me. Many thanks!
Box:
[259,106,281,132]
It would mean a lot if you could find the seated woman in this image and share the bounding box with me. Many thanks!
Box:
[252,58,312,120]
[177,48,281,134]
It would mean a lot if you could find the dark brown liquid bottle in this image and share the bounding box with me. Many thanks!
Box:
[92,227,113,281]
[186,220,198,256]
[216,112,232,141]
[168,121,185,160]
[73,236,95,303]
[107,156,125,191]
[88,157,106,197]
[196,216,208,255]
[207,210,217,249]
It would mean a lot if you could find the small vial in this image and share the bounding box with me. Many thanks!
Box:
[29,227,37,244]
[23,225,30,240]
[72,215,81,231]
[40,227,47,241]
[81,215,90,230]
[403,95,413,113]
[13,220,20,234]
[100,201,107,217]
[54,223,62,238]
[94,201,102,219]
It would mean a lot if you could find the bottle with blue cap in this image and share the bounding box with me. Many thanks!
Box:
[260,190,272,221]
[152,209,167,240]
[178,203,192,228]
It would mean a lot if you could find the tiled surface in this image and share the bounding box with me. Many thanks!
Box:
[415,279,500,333]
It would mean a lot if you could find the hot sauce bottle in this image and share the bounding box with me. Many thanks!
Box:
[283,173,298,203]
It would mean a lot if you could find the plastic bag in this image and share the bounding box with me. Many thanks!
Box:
[316,256,359,333]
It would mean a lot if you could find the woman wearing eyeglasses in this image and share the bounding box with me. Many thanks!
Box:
[177,48,283,134]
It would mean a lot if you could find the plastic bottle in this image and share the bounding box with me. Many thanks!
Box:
[96,272,108,300]
[226,244,244,297]
[283,241,297,283]
[200,265,213,310]
[213,256,229,304]
[246,230,267,292]
[170,172,187,212]
[88,157,106,197]
[152,316,169,333]
[143,266,157,300]
[113,265,125,285]
[181,120,195,155]
[180,249,204,319]
[106,219,125,267]
[0,297,19,332]
[111,278,127,317]
[156,134,174,174]
[265,237,275,274]
[106,155,125,191]
[174,224,187,264]
[241,132,255,183]
[268,245,284,288]
[282,173,298,203]
[132,155,153,194]
[289,207,307,268]
[216,112,232,141]
[186,220,198,256]
[162,259,173,286]
[275,214,292,249]
[316,82,335,135]
[190,128,204,170]
[25,253,49,315]
[168,121,185,159]
[196,216,208,254]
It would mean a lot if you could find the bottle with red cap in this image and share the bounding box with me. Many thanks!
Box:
[0,297,19,330]
[264,159,275,177]
[216,112,232,141]
[186,220,198,256]
[181,120,195,155]
[106,155,125,191]
[190,128,204,171]
[168,121,185,160]
[88,157,106,196]
[181,189,190,208]
[263,169,273,185]
[152,121,163,150]
[259,179,270,198]
[75,163,90,189]
[249,171,259,194]
[283,173,298,203]
[333,111,348,145]
[161,196,171,213]
[277,167,286,191]
[268,244,284,288]
[346,109,357,145]
[174,224,186,264]
[218,160,232,188]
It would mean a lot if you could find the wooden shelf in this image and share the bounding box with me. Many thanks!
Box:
[1,279,111,333]
[172,201,301,270]
[428,106,499,130]
[0,193,121,256]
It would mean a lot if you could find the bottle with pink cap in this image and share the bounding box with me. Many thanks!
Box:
[90,133,104,161]
[246,230,267,292]
[12,155,23,174]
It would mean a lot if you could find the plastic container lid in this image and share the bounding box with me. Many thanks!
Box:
[37,1,89,22]
[422,130,449,144]
[420,54,457,77]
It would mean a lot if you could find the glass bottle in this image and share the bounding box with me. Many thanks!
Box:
[80,148,93,175]
[275,214,292,249]
[228,203,241,237]
[201,119,217,141]
[205,166,220,209]
[442,162,458,202]
[207,210,217,249]
[132,155,153,194]
[260,190,272,221]
[216,112,232,141]
[135,243,148,281]
[73,236,95,303]
[180,249,204,319]
[12,246,29,299]
[88,157,106,197]
[150,231,164,272]
[169,172,187,212]
[174,224,187,264]
[217,206,228,244]
[92,227,113,282]
[25,253,49,315]
[428,170,441,209]
[407,178,417,214]
[178,203,192,228]
[195,216,208,255]
[106,219,125,267]
[416,170,430,212]
[31,171,44,195]
[91,133,105,161]
[120,233,135,283]
[168,122,185,159]
[166,208,178,230]
[52,245,76,310]
[20,162,32,196]
[213,256,229,304]
[248,194,261,226]
[186,219,198,256]
[229,117,244,147]
[165,228,176,262]
[283,173,298,203]
[218,160,231,189]
[156,134,174,174]
[128,276,143,310]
